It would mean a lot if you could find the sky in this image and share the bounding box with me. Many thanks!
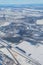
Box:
[0,0,43,4]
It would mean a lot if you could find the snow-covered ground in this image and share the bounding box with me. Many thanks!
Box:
[0,7,43,65]
[17,41,43,65]
[0,39,42,65]
[36,19,43,25]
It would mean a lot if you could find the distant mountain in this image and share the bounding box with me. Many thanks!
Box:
[0,4,43,8]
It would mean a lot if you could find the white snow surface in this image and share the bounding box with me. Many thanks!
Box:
[17,41,43,65]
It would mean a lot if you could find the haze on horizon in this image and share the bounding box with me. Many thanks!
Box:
[0,0,43,4]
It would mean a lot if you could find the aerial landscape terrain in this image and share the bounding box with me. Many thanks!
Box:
[0,4,43,65]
